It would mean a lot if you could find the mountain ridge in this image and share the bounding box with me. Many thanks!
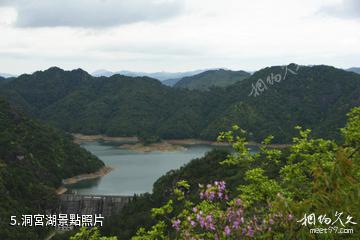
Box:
[92,69,210,81]
[174,69,251,90]
[0,64,359,143]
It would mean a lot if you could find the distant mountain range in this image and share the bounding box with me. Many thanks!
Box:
[92,69,209,82]
[2,66,359,81]
[92,68,251,89]
[0,72,16,78]
[1,64,359,143]
[346,67,360,74]
[174,69,251,90]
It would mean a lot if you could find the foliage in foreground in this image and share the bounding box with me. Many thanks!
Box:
[130,107,360,239]
[70,227,117,240]
[69,107,359,239]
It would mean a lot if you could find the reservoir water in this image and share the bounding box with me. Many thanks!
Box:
[66,141,217,196]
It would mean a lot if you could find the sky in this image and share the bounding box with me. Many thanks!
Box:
[0,0,359,75]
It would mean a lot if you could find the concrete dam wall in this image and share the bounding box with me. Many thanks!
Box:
[58,194,133,217]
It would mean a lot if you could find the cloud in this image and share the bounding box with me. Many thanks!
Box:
[320,0,360,19]
[0,0,185,28]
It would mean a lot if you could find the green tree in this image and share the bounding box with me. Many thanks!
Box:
[70,227,117,240]
[129,107,360,239]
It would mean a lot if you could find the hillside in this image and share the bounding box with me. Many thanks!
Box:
[0,64,359,143]
[174,69,251,90]
[0,67,208,140]
[200,64,360,142]
[0,98,104,239]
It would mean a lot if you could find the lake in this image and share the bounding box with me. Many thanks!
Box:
[66,141,219,196]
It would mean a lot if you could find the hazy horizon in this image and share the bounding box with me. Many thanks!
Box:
[1,64,359,78]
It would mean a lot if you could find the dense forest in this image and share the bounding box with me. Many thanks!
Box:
[0,64,359,144]
[174,69,251,90]
[0,98,104,239]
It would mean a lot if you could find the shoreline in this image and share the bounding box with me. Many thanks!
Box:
[72,133,292,151]
[55,166,113,195]
[119,141,187,153]
[56,136,291,194]
[72,133,138,144]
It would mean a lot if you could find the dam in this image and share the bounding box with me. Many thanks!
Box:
[58,194,133,217]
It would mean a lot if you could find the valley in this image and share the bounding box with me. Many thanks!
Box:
[0,63,359,240]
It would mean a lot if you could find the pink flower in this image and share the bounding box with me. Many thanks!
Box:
[200,192,204,199]
[209,191,215,201]
[224,225,231,236]
[233,220,240,229]
[209,223,216,231]
[172,219,181,231]
[206,214,213,223]
[247,226,254,237]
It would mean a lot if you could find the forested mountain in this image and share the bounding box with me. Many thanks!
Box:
[0,64,359,143]
[200,64,360,142]
[0,98,104,239]
[347,67,360,74]
[0,67,203,139]
[174,69,251,90]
